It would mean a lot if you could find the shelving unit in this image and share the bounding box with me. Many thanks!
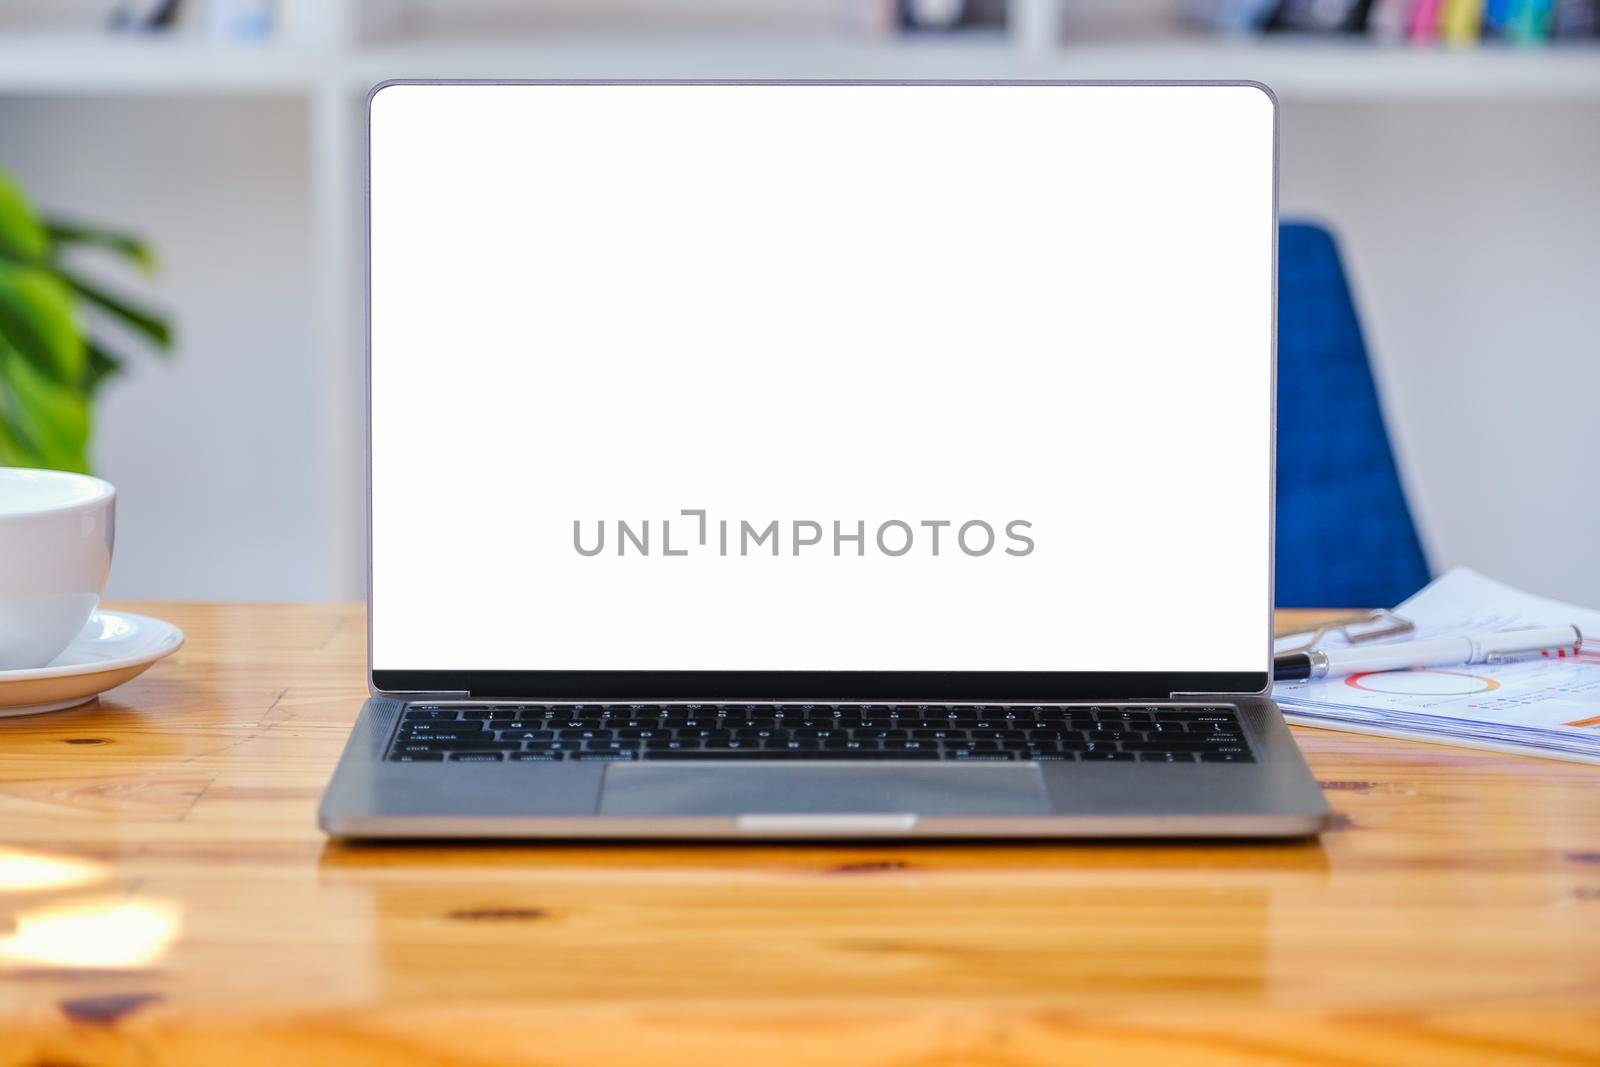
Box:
[4,4,1598,600]
[2,29,1599,99]
[0,35,315,94]
[352,34,1600,98]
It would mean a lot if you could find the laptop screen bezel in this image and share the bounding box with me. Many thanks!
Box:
[365,79,1278,702]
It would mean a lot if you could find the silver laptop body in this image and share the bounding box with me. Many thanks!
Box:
[319,80,1329,839]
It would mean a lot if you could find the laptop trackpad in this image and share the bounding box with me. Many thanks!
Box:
[600,763,1049,816]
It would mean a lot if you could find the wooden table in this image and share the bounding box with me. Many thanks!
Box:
[1,603,1597,1066]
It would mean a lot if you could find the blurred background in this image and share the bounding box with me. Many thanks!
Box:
[1,0,1596,606]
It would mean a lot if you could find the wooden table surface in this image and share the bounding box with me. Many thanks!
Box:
[2,603,1598,1066]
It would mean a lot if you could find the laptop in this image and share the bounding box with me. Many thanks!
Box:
[318,80,1329,839]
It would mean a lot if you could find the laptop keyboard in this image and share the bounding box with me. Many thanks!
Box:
[385,703,1253,764]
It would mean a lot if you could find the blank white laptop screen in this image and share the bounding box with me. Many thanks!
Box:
[369,83,1275,675]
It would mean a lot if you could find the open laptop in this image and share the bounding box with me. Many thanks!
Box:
[318,80,1329,839]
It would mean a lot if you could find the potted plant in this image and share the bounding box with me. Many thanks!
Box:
[0,168,172,473]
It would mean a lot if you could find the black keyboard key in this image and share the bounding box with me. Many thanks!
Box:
[398,739,520,752]
[1082,750,1136,761]
[512,752,565,761]
[1139,752,1197,762]
[1097,710,1153,723]
[1120,741,1212,753]
[449,751,505,762]
[396,732,486,746]
[388,752,444,762]
[1200,752,1256,763]
[574,752,638,761]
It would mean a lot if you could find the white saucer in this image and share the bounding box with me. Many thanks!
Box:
[0,610,185,717]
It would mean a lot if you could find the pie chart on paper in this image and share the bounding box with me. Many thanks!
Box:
[1345,669,1501,697]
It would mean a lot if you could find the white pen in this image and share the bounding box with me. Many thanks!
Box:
[1274,625,1583,681]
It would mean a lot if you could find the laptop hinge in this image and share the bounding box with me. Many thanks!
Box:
[1168,691,1246,701]
[385,690,471,699]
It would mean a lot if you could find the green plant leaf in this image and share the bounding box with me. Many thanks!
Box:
[0,412,31,467]
[0,348,29,466]
[0,170,49,265]
[0,343,90,472]
[0,262,85,385]
[0,388,39,467]
[45,218,158,274]
[0,173,169,476]
[57,267,173,351]
[82,337,124,397]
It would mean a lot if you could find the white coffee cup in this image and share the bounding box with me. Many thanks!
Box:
[0,468,116,670]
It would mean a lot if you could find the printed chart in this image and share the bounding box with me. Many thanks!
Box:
[1346,670,1500,696]
[1274,568,1600,764]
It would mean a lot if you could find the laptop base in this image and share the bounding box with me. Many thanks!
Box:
[319,696,1329,840]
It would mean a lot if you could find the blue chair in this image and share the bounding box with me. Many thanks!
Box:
[1276,222,1430,608]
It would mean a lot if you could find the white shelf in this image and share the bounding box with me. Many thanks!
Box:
[0,34,318,94]
[346,32,1600,100]
[2,29,1600,100]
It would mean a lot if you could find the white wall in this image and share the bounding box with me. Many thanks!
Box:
[0,96,334,600]
[1280,100,1600,605]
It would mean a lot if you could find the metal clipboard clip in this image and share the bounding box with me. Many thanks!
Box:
[1275,608,1414,655]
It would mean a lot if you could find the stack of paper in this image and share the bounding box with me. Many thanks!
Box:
[1274,568,1600,764]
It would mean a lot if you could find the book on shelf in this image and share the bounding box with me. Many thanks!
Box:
[1176,0,1600,42]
